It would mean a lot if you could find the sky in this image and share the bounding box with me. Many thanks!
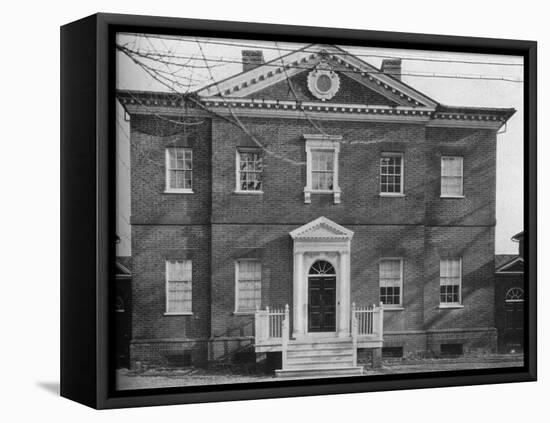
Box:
[116,34,524,256]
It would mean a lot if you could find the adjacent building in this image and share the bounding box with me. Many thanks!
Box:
[495,231,525,353]
[118,44,515,375]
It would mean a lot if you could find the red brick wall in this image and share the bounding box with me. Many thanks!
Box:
[127,111,499,364]
[130,115,211,225]
[131,224,211,341]
[425,127,496,226]
[211,117,428,225]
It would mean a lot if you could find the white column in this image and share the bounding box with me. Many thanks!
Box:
[338,250,350,337]
[293,251,305,337]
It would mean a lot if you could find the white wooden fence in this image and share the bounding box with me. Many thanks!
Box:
[351,302,384,366]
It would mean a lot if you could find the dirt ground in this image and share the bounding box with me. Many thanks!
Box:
[116,354,524,391]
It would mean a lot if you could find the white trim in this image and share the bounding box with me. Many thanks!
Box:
[164,312,194,316]
[439,258,462,306]
[234,259,262,314]
[440,156,463,198]
[164,189,194,194]
[380,152,404,195]
[379,257,404,307]
[303,135,342,204]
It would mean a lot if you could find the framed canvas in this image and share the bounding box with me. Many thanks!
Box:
[60,13,537,409]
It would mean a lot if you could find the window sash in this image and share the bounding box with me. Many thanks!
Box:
[311,150,335,191]
[236,260,262,312]
[166,260,192,313]
[439,259,461,304]
[379,259,403,306]
[380,155,403,194]
[237,150,263,191]
[441,157,463,196]
[167,148,193,190]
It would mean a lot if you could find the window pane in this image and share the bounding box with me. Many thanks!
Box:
[440,259,461,303]
[380,155,403,193]
[237,260,262,311]
[167,260,192,312]
[238,150,262,191]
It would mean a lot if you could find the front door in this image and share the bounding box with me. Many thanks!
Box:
[308,276,336,332]
[504,301,524,352]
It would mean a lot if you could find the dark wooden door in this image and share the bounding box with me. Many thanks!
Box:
[504,302,524,352]
[308,276,336,332]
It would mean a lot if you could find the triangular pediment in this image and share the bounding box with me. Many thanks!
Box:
[496,256,524,274]
[290,216,354,240]
[196,44,437,108]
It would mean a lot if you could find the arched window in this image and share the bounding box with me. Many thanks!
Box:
[309,260,335,275]
[505,287,524,302]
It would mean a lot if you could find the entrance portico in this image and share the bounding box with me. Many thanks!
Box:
[289,216,354,339]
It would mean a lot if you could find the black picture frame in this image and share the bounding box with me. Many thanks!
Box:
[60,12,537,409]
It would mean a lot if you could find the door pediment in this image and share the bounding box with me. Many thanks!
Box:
[290,216,354,241]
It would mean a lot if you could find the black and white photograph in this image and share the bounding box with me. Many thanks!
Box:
[113,31,526,391]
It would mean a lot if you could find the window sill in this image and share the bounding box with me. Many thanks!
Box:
[233,190,264,195]
[440,195,464,199]
[164,189,194,194]
[232,311,255,316]
[438,304,464,309]
[379,193,405,198]
[383,306,405,311]
[164,312,193,316]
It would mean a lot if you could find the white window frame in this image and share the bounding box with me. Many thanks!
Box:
[235,148,263,194]
[234,259,262,314]
[379,258,404,309]
[303,134,342,204]
[165,148,194,194]
[165,259,193,315]
[439,258,463,308]
[380,152,404,196]
[440,156,464,198]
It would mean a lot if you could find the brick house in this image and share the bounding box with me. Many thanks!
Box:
[118,44,515,376]
[495,231,524,353]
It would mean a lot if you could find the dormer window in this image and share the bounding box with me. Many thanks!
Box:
[303,134,342,204]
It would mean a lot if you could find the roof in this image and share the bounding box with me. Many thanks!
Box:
[115,257,132,277]
[117,44,516,129]
[512,231,524,242]
[495,255,524,274]
[495,254,517,270]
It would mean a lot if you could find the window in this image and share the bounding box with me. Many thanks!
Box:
[303,134,342,204]
[440,343,463,356]
[505,287,524,302]
[166,148,193,192]
[166,260,192,314]
[441,156,463,197]
[379,258,403,307]
[235,260,262,313]
[380,153,403,195]
[440,258,462,305]
[311,150,335,191]
[236,150,263,192]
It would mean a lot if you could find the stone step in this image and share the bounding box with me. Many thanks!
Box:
[276,367,364,378]
[286,355,353,364]
[287,348,353,358]
[286,359,354,369]
[287,341,353,351]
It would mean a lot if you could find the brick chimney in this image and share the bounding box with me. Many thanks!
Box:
[242,50,265,72]
[380,58,402,80]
